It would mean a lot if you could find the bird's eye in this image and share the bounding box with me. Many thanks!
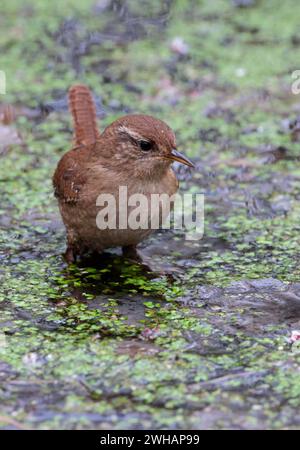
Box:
[139,140,153,151]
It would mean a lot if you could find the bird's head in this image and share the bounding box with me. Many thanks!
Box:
[100,114,194,178]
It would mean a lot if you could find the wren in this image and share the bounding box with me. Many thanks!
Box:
[53,84,194,263]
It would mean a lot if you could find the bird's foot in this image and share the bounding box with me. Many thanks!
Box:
[122,245,143,263]
[122,245,156,274]
[64,246,78,264]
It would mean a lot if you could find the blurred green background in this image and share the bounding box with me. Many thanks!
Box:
[1,0,300,430]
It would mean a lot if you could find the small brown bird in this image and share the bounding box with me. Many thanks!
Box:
[53,84,194,264]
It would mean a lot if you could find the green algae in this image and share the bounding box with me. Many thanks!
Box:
[1,0,300,430]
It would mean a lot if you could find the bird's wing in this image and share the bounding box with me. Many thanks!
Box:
[68,84,101,146]
[52,147,90,204]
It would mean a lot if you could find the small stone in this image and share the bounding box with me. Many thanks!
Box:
[170,37,189,56]
[22,352,41,366]
[289,330,300,343]
[235,67,246,77]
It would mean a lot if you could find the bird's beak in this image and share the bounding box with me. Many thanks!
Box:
[168,149,195,168]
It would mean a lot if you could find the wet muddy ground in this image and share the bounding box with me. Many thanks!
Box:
[0,0,300,429]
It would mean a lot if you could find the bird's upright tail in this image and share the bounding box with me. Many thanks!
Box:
[68,84,101,146]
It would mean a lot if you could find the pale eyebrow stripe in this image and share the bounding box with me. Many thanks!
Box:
[118,125,148,141]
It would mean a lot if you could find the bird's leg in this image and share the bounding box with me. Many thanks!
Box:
[64,245,77,264]
[122,245,153,275]
[122,245,143,263]
[122,245,166,278]
[64,230,80,264]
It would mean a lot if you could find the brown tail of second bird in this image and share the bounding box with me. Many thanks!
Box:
[68,84,101,146]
